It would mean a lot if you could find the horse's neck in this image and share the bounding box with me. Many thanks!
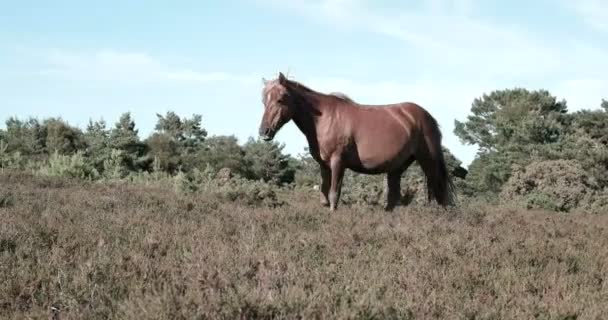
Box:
[292,93,328,156]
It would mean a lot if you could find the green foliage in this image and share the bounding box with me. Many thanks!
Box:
[454,88,568,153]
[42,117,86,155]
[0,141,26,170]
[108,112,150,172]
[2,117,46,157]
[84,119,111,173]
[146,132,180,172]
[458,148,517,198]
[242,138,296,185]
[102,149,130,180]
[293,148,320,187]
[2,92,607,214]
[37,151,98,180]
[454,89,608,207]
[197,135,249,176]
[148,112,207,172]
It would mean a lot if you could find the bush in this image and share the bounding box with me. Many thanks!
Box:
[500,159,604,212]
[337,166,431,208]
[37,151,98,180]
[199,169,284,208]
[339,173,385,207]
[0,151,26,171]
[102,149,130,179]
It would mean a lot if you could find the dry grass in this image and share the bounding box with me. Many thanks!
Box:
[1,172,607,319]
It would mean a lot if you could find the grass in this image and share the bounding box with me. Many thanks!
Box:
[1,171,607,319]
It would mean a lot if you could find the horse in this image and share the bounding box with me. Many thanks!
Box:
[258,72,456,211]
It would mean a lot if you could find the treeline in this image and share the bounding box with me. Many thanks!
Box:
[0,112,296,185]
[1,88,607,213]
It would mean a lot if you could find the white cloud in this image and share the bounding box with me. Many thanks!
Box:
[40,49,258,85]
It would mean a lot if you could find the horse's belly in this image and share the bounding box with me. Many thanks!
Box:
[346,109,417,172]
[351,141,412,172]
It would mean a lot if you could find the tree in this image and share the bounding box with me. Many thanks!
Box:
[198,135,248,176]
[569,108,608,146]
[243,138,296,185]
[42,117,86,155]
[454,88,568,153]
[108,112,150,172]
[83,119,111,173]
[148,111,208,172]
[146,132,180,173]
[453,88,571,196]
[154,111,206,147]
[2,117,46,157]
[534,106,608,189]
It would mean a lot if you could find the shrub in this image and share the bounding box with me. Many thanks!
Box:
[37,151,98,180]
[339,173,385,207]
[199,170,284,208]
[337,166,430,208]
[0,151,26,171]
[580,189,608,214]
[102,149,130,179]
[500,159,603,212]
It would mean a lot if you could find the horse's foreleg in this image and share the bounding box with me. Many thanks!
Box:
[320,166,331,207]
[328,158,345,211]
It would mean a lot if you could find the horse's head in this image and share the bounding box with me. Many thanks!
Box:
[259,72,295,141]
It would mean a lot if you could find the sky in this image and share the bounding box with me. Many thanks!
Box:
[1,0,607,166]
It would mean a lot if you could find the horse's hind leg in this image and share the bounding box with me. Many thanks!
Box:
[384,172,402,211]
[320,166,331,207]
[384,156,415,211]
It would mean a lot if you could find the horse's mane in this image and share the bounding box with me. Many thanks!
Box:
[285,78,355,103]
[328,92,354,103]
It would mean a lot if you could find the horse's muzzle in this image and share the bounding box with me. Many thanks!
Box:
[259,127,274,141]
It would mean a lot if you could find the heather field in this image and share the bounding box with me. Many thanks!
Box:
[4,1,608,319]
[1,171,607,319]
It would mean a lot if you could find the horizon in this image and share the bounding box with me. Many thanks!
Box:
[1,0,607,167]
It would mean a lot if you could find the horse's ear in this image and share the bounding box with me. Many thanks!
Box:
[278,72,287,85]
[262,77,268,85]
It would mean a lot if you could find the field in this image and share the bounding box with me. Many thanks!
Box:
[1,171,607,319]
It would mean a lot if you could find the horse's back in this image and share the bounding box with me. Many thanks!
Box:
[334,101,424,171]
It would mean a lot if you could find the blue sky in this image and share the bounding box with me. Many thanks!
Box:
[1,0,607,166]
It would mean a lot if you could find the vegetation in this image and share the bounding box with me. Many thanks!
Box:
[1,88,607,318]
[2,89,606,213]
[1,172,607,319]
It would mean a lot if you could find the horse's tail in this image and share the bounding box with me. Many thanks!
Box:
[415,110,456,207]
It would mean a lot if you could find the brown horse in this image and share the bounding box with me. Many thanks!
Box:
[258,72,455,211]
